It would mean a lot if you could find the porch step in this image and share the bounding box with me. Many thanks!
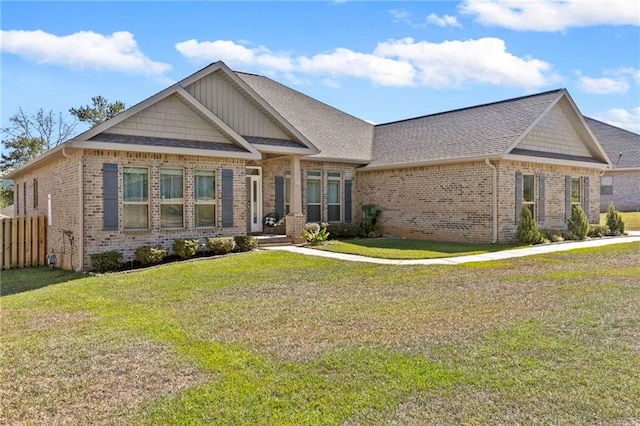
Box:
[255,235,291,247]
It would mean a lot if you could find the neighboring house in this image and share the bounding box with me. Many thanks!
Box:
[583,117,640,212]
[8,61,612,270]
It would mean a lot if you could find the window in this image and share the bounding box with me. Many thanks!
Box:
[123,167,149,229]
[285,170,291,215]
[327,172,341,222]
[160,168,184,228]
[600,176,613,195]
[194,170,216,227]
[571,177,581,205]
[307,171,321,222]
[33,179,38,209]
[522,174,535,217]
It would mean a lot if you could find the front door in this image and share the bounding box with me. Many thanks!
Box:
[246,167,262,233]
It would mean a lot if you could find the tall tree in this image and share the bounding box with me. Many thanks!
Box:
[1,108,76,171]
[69,96,126,127]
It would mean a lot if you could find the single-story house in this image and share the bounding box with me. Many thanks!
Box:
[583,117,640,212]
[8,61,613,270]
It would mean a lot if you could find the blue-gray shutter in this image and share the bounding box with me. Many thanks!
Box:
[344,179,352,223]
[515,171,523,223]
[565,175,572,221]
[538,174,545,224]
[583,176,590,218]
[222,169,234,227]
[275,176,285,218]
[103,163,118,231]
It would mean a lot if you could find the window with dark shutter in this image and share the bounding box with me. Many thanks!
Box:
[222,169,234,227]
[275,176,285,218]
[103,163,119,231]
[344,179,352,223]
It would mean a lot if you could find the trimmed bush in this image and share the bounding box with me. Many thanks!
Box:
[540,228,564,243]
[327,222,360,239]
[206,237,235,255]
[360,204,382,238]
[567,205,589,240]
[588,224,607,238]
[172,238,200,259]
[234,236,258,252]
[90,250,123,273]
[605,203,625,236]
[303,222,330,245]
[516,206,543,244]
[134,246,167,266]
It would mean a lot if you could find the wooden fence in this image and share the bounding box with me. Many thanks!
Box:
[1,216,47,270]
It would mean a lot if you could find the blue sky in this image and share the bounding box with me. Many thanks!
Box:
[2,0,639,147]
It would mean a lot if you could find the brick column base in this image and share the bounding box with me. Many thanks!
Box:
[286,213,306,244]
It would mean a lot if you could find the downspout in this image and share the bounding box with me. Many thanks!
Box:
[485,159,498,244]
[62,148,84,271]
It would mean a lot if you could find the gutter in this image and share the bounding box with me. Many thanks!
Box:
[62,148,84,271]
[485,159,498,244]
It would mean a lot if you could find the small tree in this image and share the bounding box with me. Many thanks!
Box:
[605,203,625,236]
[516,206,542,244]
[360,204,382,238]
[69,96,126,127]
[567,205,589,240]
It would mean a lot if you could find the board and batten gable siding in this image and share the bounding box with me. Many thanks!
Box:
[516,100,593,158]
[185,70,292,140]
[82,150,247,267]
[107,94,234,144]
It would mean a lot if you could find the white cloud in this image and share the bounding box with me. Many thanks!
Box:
[374,37,555,88]
[595,106,640,133]
[460,0,640,31]
[175,39,294,72]
[577,68,640,94]
[388,10,413,25]
[0,29,171,75]
[427,13,462,28]
[175,37,556,89]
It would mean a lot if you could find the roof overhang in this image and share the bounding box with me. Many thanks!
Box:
[358,154,501,172]
[503,153,610,169]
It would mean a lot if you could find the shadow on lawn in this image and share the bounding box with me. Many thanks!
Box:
[340,238,517,254]
[0,267,85,297]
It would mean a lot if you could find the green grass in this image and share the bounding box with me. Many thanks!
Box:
[600,210,640,231]
[313,237,519,259]
[2,244,639,424]
[0,267,84,296]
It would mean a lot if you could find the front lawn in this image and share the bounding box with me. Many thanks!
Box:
[0,267,84,296]
[600,210,640,231]
[313,237,519,259]
[2,243,639,424]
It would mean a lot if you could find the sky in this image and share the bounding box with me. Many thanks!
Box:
[1,0,639,149]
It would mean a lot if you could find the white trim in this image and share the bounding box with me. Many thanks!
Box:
[246,166,262,233]
[604,167,640,172]
[71,141,261,160]
[251,144,317,156]
[358,154,501,172]
[503,153,609,169]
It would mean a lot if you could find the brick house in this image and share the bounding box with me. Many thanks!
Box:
[584,117,640,212]
[8,61,613,270]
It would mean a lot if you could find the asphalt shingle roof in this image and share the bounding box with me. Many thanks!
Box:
[367,90,563,168]
[584,117,640,169]
[237,72,374,163]
[91,133,247,152]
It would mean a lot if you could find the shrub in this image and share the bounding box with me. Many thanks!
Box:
[327,222,360,239]
[90,250,123,273]
[540,228,564,243]
[605,203,625,236]
[134,246,167,266]
[172,238,200,259]
[303,222,330,245]
[206,237,235,255]
[516,206,543,244]
[566,205,589,240]
[588,224,607,238]
[234,236,258,252]
[360,204,382,237]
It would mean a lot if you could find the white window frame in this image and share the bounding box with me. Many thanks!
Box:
[194,169,216,228]
[306,170,322,222]
[285,170,291,215]
[160,168,184,229]
[522,174,535,217]
[327,171,342,222]
[600,176,613,195]
[123,166,149,230]
[571,177,582,206]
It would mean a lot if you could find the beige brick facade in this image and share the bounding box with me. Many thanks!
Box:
[600,170,640,212]
[356,160,601,244]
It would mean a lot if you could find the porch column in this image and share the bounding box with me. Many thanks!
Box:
[286,155,306,243]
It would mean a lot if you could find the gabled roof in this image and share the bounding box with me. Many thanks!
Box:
[237,72,374,163]
[584,117,640,169]
[366,89,610,170]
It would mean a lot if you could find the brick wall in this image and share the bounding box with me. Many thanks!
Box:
[82,150,247,267]
[12,152,82,270]
[600,170,640,212]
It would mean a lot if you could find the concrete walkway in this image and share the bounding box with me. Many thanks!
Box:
[264,234,640,265]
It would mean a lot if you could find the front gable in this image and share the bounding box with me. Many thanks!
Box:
[506,93,610,167]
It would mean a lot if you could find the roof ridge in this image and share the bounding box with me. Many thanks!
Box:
[375,88,565,127]
[584,116,640,137]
